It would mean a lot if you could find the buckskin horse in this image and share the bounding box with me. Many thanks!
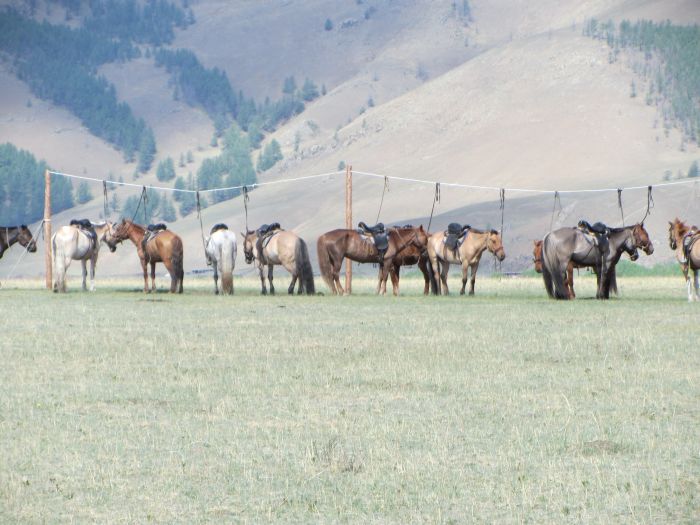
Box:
[205,223,237,295]
[108,219,184,293]
[541,223,653,300]
[532,239,617,299]
[378,225,430,295]
[668,217,700,301]
[242,227,315,295]
[426,228,506,296]
[52,221,116,293]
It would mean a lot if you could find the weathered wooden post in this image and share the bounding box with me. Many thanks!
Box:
[44,169,52,290]
[345,164,352,294]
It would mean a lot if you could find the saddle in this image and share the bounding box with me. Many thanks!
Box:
[210,223,228,235]
[257,222,281,236]
[142,223,168,252]
[444,223,470,255]
[358,221,389,260]
[577,220,610,236]
[682,228,700,264]
[255,223,282,263]
[70,218,97,246]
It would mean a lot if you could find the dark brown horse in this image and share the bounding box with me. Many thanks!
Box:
[107,219,184,293]
[0,225,37,259]
[317,225,428,295]
[381,225,431,295]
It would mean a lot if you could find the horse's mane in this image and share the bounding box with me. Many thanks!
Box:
[468,228,499,235]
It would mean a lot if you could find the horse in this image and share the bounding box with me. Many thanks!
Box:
[541,223,653,300]
[108,219,184,293]
[426,228,506,296]
[532,239,617,299]
[205,224,237,295]
[0,225,37,259]
[316,225,428,295]
[51,221,116,293]
[668,218,700,301]
[377,225,430,295]
[242,228,315,295]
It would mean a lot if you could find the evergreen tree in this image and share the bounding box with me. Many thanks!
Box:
[301,78,319,101]
[138,129,157,172]
[156,157,176,182]
[76,181,94,204]
[159,196,177,222]
[257,139,283,172]
[689,160,699,178]
[283,76,297,95]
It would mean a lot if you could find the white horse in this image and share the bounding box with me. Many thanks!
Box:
[52,221,116,292]
[205,225,237,295]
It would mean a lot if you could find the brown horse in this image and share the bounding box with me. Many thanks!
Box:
[668,218,700,301]
[380,225,431,295]
[0,225,37,259]
[316,225,428,295]
[426,228,506,295]
[108,219,184,293]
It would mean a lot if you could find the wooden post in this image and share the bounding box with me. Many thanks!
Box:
[344,164,352,294]
[44,169,52,290]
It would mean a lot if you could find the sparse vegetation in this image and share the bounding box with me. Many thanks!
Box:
[155,157,176,182]
[75,181,93,204]
[256,139,283,172]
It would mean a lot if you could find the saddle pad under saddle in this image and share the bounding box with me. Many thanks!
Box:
[360,231,389,253]
[443,230,468,252]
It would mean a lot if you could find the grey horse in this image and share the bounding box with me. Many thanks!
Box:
[541,223,653,300]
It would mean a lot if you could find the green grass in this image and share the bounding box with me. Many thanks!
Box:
[1,276,698,523]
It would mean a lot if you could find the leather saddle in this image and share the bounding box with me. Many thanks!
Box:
[257,222,281,237]
[577,220,610,236]
[70,218,97,246]
[255,223,282,262]
[142,223,167,251]
[444,222,470,254]
[210,223,228,235]
[682,229,700,263]
[358,221,389,260]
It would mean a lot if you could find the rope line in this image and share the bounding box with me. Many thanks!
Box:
[427,183,440,232]
[375,176,389,224]
[46,169,700,196]
[641,185,654,223]
[549,191,562,232]
[242,186,250,231]
[4,220,44,282]
[102,180,109,219]
[196,191,207,262]
[617,188,625,226]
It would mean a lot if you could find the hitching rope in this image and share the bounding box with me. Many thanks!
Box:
[4,220,44,282]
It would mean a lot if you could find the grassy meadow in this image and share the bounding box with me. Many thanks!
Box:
[0,274,698,523]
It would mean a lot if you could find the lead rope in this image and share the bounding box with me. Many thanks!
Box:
[142,186,149,224]
[549,191,562,232]
[641,185,654,223]
[617,188,625,226]
[196,191,208,263]
[5,220,43,283]
[375,176,389,224]
[496,188,505,273]
[242,186,250,232]
[103,180,109,220]
[426,183,440,232]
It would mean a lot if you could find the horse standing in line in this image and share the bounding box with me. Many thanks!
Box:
[51,221,116,293]
[205,224,237,295]
[426,228,506,296]
[532,239,617,299]
[242,228,315,295]
[541,223,653,300]
[108,219,184,293]
[668,218,700,301]
[377,225,430,295]
[0,225,37,259]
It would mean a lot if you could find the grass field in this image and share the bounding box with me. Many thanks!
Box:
[1,275,698,523]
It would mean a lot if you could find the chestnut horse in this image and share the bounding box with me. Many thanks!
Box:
[380,225,430,295]
[668,218,700,301]
[532,239,617,299]
[108,219,184,293]
[426,228,506,295]
[316,225,428,295]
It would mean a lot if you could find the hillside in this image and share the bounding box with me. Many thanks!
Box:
[1,0,700,281]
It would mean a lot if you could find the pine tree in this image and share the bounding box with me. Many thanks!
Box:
[76,181,94,204]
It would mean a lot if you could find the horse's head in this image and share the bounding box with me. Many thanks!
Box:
[412,225,429,249]
[632,223,653,255]
[532,240,543,273]
[241,230,257,264]
[668,218,687,251]
[102,222,118,253]
[17,225,37,252]
[488,230,506,261]
[108,219,131,245]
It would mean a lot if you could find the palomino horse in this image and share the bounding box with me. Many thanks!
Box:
[242,228,315,295]
[542,223,653,300]
[205,224,237,295]
[316,225,428,295]
[108,219,184,293]
[532,239,617,299]
[52,221,116,292]
[426,228,506,295]
[0,225,37,259]
[668,218,700,301]
[377,225,430,295]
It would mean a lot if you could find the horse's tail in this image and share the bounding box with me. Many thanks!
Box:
[295,238,315,295]
[427,257,439,295]
[220,236,235,295]
[542,234,569,300]
[609,267,618,296]
[170,236,184,293]
[52,233,65,292]
[316,234,336,293]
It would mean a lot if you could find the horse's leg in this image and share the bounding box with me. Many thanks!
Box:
[81,259,88,291]
[418,257,429,295]
[566,264,575,299]
[288,272,297,295]
[468,263,478,296]
[268,265,275,295]
[89,254,97,292]
[390,264,400,296]
[258,264,267,295]
[460,261,468,295]
[693,269,699,302]
[150,261,157,292]
[141,259,149,293]
[440,261,450,295]
[212,263,219,295]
